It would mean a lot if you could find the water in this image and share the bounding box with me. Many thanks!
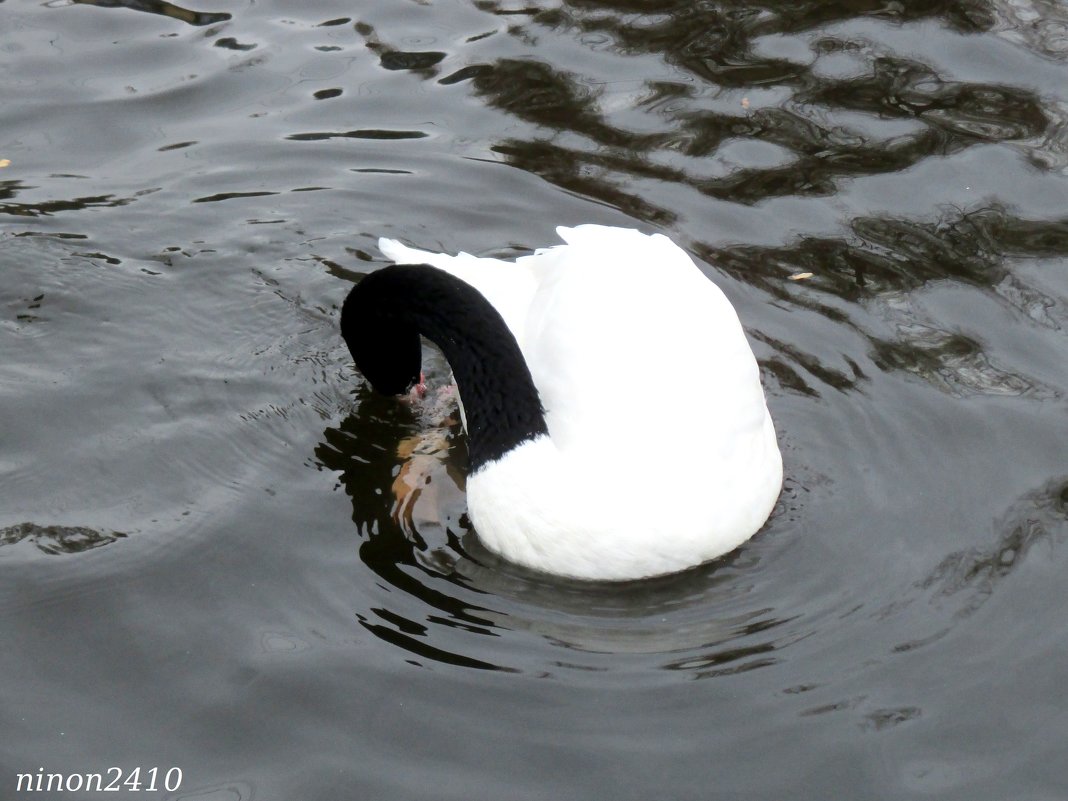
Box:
[3,1,1068,798]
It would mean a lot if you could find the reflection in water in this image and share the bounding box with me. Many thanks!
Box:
[710,207,1065,298]
[1,180,134,218]
[0,522,127,556]
[433,3,1051,213]
[870,324,1050,398]
[316,385,515,670]
[351,1,1048,217]
[68,0,231,26]
[704,206,1068,396]
[886,478,1068,655]
[348,0,1068,403]
[214,37,256,52]
[316,383,470,576]
[317,377,805,676]
[995,0,1068,60]
[921,478,1068,618]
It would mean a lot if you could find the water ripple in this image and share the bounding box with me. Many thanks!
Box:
[4,0,1068,796]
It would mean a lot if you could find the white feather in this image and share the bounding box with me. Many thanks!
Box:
[378,225,783,580]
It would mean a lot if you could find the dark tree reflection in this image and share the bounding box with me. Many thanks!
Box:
[705,206,1068,297]
[70,0,230,26]
[456,50,1048,208]
[353,0,1058,229]
[702,206,1068,396]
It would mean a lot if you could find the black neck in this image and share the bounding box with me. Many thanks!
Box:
[341,264,548,470]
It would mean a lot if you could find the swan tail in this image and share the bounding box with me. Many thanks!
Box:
[378,237,446,267]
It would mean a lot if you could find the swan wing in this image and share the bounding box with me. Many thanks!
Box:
[523,227,772,466]
[378,237,536,343]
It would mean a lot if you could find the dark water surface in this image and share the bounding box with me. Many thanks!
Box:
[3,0,1068,798]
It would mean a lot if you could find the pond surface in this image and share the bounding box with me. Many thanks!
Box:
[3,0,1068,799]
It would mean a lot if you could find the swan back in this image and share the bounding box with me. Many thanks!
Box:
[370,225,783,580]
[518,227,769,469]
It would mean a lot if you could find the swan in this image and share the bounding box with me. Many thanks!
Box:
[341,225,782,580]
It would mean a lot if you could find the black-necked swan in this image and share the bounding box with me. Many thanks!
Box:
[340,224,782,581]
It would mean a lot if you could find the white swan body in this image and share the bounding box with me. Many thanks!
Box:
[373,225,782,580]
